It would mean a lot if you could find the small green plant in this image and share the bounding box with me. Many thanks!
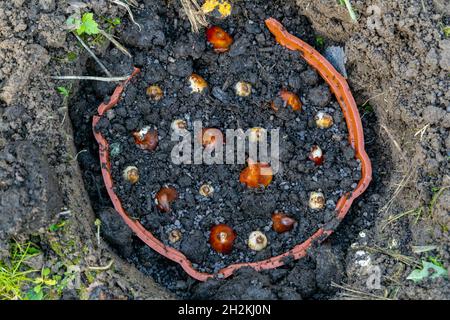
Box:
[66,11,131,59]
[0,242,41,300]
[407,258,448,283]
[361,103,374,113]
[95,218,102,246]
[49,220,66,232]
[67,12,100,36]
[104,17,121,29]
[66,51,78,62]
[443,26,450,38]
[56,86,70,98]
[338,0,358,23]
[315,36,325,48]
[428,185,449,217]
[27,268,58,300]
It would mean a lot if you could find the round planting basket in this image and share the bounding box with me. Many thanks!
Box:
[92,18,372,281]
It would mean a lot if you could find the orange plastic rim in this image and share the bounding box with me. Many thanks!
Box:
[92,18,372,282]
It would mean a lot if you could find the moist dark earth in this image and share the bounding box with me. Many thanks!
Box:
[81,0,363,297]
[0,0,449,300]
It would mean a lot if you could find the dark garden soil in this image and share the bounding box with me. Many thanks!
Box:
[1,0,449,300]
[83,0,365,296]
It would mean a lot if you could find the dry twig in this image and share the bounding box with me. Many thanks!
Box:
[180,0,208,33]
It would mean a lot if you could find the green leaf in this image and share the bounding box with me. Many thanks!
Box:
[444,26,450,38]
[42,268,51,277]
[407,261,448,283]
[76,13,100,36]
[67,51,78,62]
[49,221,66,232]
[27,247,41,255]
[112,17,121,26]
[33,284,42,293]
[57,87,69,97]
[27,288,44,300]
[315,36,325,48]
[44,279,57,286]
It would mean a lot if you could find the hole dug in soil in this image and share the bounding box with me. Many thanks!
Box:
[71,0,386,299]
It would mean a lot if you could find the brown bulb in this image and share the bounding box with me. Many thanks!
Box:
[272,212,296,233]
[239,161,273,188]
[308,145,324,166]
[132,127,158,151]
[146,85,164,101]
[189,74,208,93]
[209,224,236,254]
[155,186,178,212]
[206,26,233,52]
[280,90,302,111]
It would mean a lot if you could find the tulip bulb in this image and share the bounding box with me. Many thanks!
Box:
[280,89,302,111]
[199,183,214,197]
[133,127,158,151]
[200,128,223,148]
[171,119,188,134]
[315,111,334,129]
[155,186,178,213]
[308,145,324,165]
[168,229,182,243]
[209,224,236,254]
[239,161,273,188]
[309,191,325,210]
[272,212,296,233]
[206,26,233,52]
[248,127,266,143]
[189,74,208,93]
[146,85,164,101]
[248,231,268,251]
[235,81,252,97]
[123,166,139,184]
